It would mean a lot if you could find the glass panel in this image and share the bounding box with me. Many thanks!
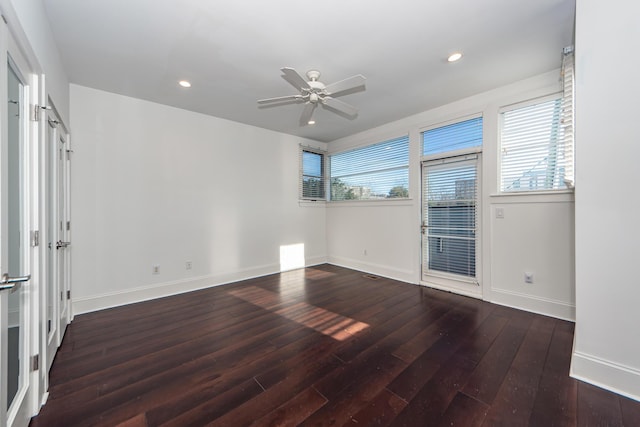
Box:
[423,160,477,278]
[423,117,482,156]
[7,62,23,410]
[301,150,324,199]
[501,98,566,192]
[330,136,409,201]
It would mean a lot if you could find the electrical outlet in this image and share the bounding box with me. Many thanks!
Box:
[152,264,160,275]
[185,261,193,270]
[524,272,533,284]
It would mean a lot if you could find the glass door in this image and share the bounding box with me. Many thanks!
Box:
[421,155,480,295]
[1,39,33,427]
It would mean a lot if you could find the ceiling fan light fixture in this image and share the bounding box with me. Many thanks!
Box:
[178,80,192,88]
[447,52,463,62]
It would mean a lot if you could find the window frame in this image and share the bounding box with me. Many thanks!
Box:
[299,145,327,201]
[498,93,571,194]
[328,135,410,202]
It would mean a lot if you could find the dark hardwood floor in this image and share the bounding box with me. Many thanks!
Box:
[30,265,640,426]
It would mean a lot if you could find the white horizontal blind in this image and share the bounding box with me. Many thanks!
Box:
[561,48,575,188]
[330,136,409,200]
[423,156,477,278]
[300,146,325,200]
[501,97,567,192]
[422,116,482,156]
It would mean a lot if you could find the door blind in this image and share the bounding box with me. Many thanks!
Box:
[422,156,477,278]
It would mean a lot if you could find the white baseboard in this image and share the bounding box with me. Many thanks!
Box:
[327,256,416,285]
[489,287,575,321]
[571,351,640,402]
[72,256,328,315]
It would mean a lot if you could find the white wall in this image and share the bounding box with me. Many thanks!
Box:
[327,70,575,320]
[5,0,70,123]
[571,0,640,401]
[70,85,327,314]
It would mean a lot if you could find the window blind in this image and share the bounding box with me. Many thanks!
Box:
[330,136,409,200]
[422,116,483,156]
[500,97,567,192]
[300,146,325,200]
[561,47,575,188]
[423,156,477,278]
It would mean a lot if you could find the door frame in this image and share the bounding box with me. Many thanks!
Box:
[420,151,483,299]
[42,103,70,382]
[0,14,41,426]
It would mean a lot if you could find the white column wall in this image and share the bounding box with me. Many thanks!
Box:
[571,0,640,401]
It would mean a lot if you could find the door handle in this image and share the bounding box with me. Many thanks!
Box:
[0,273,30,292]
[56,240,71,249]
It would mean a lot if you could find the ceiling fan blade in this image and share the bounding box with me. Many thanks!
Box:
[257,94,303,104]
[281,67,311,90]
[299,102,317,126]
[324,74,366,96]
[322,97,358,117]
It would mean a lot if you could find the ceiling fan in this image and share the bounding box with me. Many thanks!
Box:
[258,67,366,126]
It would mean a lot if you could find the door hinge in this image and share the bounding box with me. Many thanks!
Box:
[31,354,39,372]
[67,221,71,231]
[31,230,40,247]
[67,290,71,300]
[66,149,74,160]
[31,104,51,122]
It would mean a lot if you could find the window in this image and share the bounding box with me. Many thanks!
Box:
[422,116,482,156]
[300,147,325,200]
[500,96,569,192]
[329,136,409,201]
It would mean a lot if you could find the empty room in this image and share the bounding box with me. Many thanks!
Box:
[0,0,639,426]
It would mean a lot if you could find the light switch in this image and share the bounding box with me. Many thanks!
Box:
[496,207,505,219]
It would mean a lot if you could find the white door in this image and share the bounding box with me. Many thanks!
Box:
[1,23,34,427]
[421,154,481,297]
[44,109,70,374]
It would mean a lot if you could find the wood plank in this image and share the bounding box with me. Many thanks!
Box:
[436,392,489,427]
[577,382,624,427]
[528,320,578,426]
[249,387,328,427]
[462,314,533,405]
[28,265,640,427]
[481,316,555,426]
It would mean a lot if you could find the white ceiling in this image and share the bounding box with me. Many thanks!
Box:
[42,0,575,142]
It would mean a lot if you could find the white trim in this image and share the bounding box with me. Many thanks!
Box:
[498,92,562,114]
[571,351,640,402]
[489,287,575,321]
[327,198,414,208]
[72,256,328,315]
[327,256,415,285]
[419,280,481,299]
[418,112,483,134]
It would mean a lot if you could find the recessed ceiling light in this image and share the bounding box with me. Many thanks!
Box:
[308,120,316,125]
[447,52,463,62]
[178,80,192,88]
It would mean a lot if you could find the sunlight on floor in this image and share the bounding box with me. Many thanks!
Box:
[228,286,369,341]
